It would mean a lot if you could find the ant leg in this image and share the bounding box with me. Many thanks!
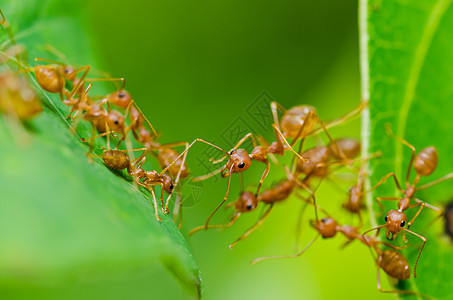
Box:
[270,101,286,131]
[164,143,189,213]
[161,138,228,176]
[384,124,416,184]
[402,228,426,278]
[309,100,367,136]
[375,261,421,296]
[289,112,312,148]
[139,183,161,221]
[293,199,309,252]
[229,203,274,249]
[415,173,453,191]
[83,77,125,90]
[361,225,386,246]
[80,131,117,144]
[292,180,320,221]
[250,234,320,265]
[66,65,91,99]
[271,124,308,163]
[375,197,401,213]
[205,166,234,229]
[189,213,241,236]
[375,240,409,250]
[192,167,223,182]
[366,172,403,194]
[254,162,270,197]
[211,133,257,164]
[173,188,183,229]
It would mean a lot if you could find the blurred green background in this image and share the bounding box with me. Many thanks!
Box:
[82,0,392,299]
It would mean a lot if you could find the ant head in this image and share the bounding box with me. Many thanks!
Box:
[234,191,258,213]
[280,105,317,138]
[413,146,438,176]
[107,89,132,108]
[107,110,125,132]
[35,65,65,94]
[227,149,252,174]
[329,138,361,160]
[161,174,175,194]
[384,209,407,234]
[60,65,76,81]
[311,217,338,238]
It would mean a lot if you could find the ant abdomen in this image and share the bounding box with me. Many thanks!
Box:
[329,138,360,160]
[280,105,317,138]
[413,146,438,176]
[0,71,42,120]
[102,149,130,170]
[34,66,65,94]
[297,146,330,176]
[379,250,410,280]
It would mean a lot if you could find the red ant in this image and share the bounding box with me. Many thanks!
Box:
[271,101,367,165]
[189,165,325,249]
[362,129,452,277]
[97,146,188,221]
[251,214,426,297]
[180,130,311,230]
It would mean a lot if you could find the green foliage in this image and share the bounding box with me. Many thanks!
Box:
[0,0,201,297]
[361,0,453,298]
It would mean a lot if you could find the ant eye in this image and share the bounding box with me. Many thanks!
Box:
[64,69,70,74]
[238,162,245,168]
[321,218,327,223]
[114,120,119,125]
[246,204,253,210]
[385,215,388,222]
[400,221,405,227]
[230,150,235,155]
[119,93,125,98]
[169,184,174,190]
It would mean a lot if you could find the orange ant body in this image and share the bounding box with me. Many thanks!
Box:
[99,148,187,221]
[187,129,309,230]
[0,70,42,121]
[251,215,424,297]
[362,134,452,277]
[189,165,324,249]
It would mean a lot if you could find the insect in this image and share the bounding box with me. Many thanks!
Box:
[20,57,90,104]
[362,131,452,277]
[98,147,188,221]
[270,101,366,165]
[189,165,324,249]
[189,127,311,230]
[0,70,42,122]
[251,214,423,296]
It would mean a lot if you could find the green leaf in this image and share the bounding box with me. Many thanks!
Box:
[360,0,453,298]
[0,0,201,297]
